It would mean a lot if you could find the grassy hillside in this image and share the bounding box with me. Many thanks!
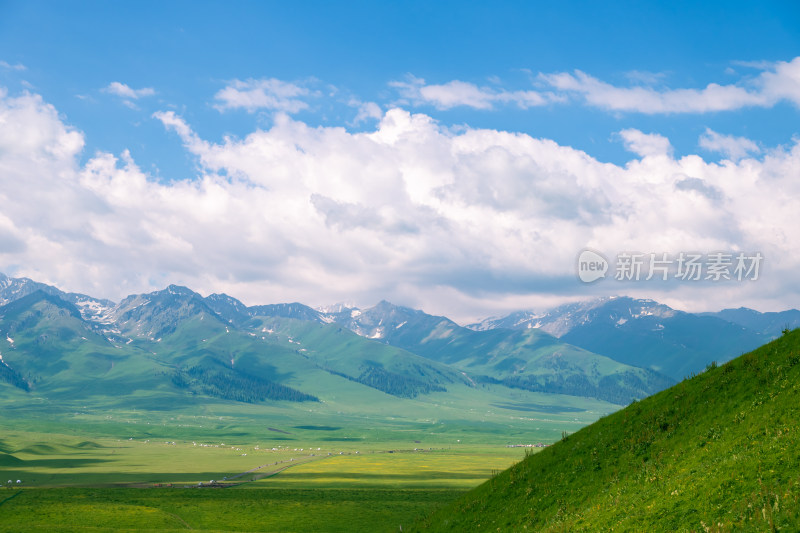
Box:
[413,329,800,532]
[0,290,471,406]
[0,292,167,399]
[247,316,466,397]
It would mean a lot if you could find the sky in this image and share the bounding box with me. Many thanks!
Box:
[0,1,799,322]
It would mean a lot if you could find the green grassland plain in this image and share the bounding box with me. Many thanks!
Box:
[0,426,526,533]
[0,386,614,532]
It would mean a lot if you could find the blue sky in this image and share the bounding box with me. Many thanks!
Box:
[5,1,799,173]
[1,1,799,321]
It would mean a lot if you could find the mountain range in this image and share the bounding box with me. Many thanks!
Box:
[468,296,799,380]
[0,273,796,411]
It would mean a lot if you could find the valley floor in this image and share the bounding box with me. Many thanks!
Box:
[0,424,534,532]
[0,366,616,531]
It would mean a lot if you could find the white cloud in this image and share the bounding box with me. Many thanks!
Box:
[152,110,208,154]
[2,89,800,322]
[348,99,383,125]
[540,56,800,113]
[104,82,156,100]
[391,75,558,110]
[758,57,800,104]
[0,60,26,71]
[387,57,800,115]
[619,129,673,158]
[214,78,312,113]
[541,70,766,113]
[417,80,496,109]
[699,128,760,161]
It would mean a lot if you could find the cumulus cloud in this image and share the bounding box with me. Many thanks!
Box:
[674,177,723,203]
[539,56,800,113]
[699,128,760,161]
[2,89,799,321]
[152,110,208,154]
[619,129,673,158]
[214,78,312,113]
[391,75,559,110]
[348,99,383,125]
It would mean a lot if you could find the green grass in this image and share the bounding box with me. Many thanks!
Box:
[0,487,460,532]
[255,446,527,489]
[0,426,528,489]
[413,329,800,532]
[0,431,527,532]
[0,416,533,531]
[1,370,616,448]
[0,369,615,532]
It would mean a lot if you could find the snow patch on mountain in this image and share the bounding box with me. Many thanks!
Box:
[468,297,683,338]
[72,297,116,324]
[315,302,356,314]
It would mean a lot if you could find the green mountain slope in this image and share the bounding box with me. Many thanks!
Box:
[705,307,800,337]
[557,300,770,381]
[428,327,672,405]
[414,329,800,532]
[245,315,467,398]
[0,290,330,407]
[0,274,684,405]
[0,287,626,451]
[114,286,472,401]
[0,287,480,408]
[474,297,771,381]
[0,291,164,400]
[330,301,672,404]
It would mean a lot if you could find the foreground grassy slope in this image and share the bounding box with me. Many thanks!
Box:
[414,329,800,532]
